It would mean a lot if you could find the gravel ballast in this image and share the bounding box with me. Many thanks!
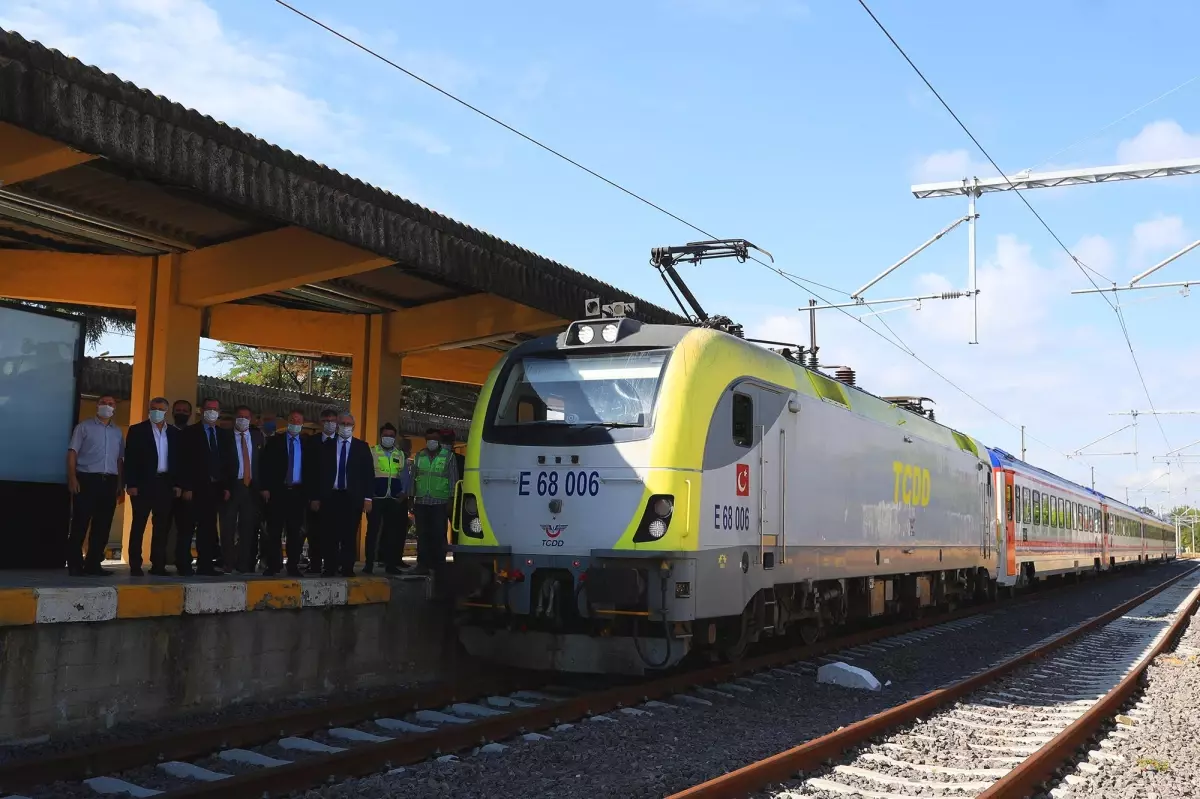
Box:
[1047,583,1200,799]
[298,563,1194,799]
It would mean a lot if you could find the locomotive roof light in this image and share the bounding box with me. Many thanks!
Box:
[576,324,595,344]
[601,323,619,343]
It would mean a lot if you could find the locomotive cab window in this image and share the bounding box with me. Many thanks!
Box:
[732,392,754,448]
[491,350,668,429]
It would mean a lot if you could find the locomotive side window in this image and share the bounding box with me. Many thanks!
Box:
[732,392,754,448]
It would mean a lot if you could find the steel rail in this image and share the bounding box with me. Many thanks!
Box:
[979,574,1200,798]
[0,675,524,793]
[140,580,1076,799]
[667,562,1200,799]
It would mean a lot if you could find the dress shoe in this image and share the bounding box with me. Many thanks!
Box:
[129,567,145,577]
[149,567,169,577]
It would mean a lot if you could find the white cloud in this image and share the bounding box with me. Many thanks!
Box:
[1116,120,1200,163]
[1072,234,1118,281]
[1131,215,1190,266]
[912,149,994,183]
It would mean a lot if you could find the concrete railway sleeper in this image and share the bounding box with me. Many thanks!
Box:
[667,562,1200,799]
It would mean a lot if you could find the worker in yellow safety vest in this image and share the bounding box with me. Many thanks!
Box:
[365,422,411,574]
[412,426,458,575]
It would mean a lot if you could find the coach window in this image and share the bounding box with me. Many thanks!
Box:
[1014,486,1022,523]
[1032,490,1041,525]
[732,392,754,448]
[1058,498,1065,529]
[1053,495,1060,528]
[1023,487,1032,522]
[1043,494,1051,528]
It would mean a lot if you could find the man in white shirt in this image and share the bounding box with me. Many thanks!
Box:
[220,404,264,573]
[124,397,181,575]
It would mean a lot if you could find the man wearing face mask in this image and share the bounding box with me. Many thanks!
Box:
[259,410,279,438]
[365,422,411,575]
[172,399,193,430]
[314,412,374,577]
[412,427,458,576]
[261,409,309,576]
[66,395,126,576]
[124,397,181,576]
[178,398,235,576]
[302,407,339,574]
[221,405,264,573]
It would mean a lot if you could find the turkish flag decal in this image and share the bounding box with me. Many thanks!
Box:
[736,463,750,497]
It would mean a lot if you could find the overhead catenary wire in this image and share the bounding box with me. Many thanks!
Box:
[270,0,1106,483]
[853,0,1174,457]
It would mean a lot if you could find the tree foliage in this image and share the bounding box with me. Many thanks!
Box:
[1167,506,1200,553]
[214,343,350,398]
[213,343,479,418]
[16,302,133,347]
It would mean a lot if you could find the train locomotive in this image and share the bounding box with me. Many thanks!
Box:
[448,310,1175,676]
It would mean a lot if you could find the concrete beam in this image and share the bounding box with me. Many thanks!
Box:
[402,348,501,385]
[0,250,144,308]
[207,303,360,356]
[0,122,96,185]
[177,227,393,307]
[388,294,561,354]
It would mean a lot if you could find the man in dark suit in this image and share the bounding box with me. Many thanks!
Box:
[124,396,181,576]
[302,407,339,574]
[178,397,235,576]
[314,411,374,577]
[222,405,264,573]
[261,409,309,576]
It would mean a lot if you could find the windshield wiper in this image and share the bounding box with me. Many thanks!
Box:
[572,421,643,429]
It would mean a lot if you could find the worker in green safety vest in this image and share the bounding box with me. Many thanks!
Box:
[412,426,458,575]
[365,422,411,575]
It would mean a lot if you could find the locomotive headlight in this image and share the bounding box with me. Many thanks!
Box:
[463,494,478,516]
[647,519,667,539]
[469,517,483,534]
[576,325,595,344]
[634,493,676,543]
[601,323,619,343]
[652,497,674,518]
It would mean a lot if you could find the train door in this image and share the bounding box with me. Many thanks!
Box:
[752,385,792,570]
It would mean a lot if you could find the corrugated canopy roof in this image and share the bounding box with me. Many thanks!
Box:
[0,29,685,329]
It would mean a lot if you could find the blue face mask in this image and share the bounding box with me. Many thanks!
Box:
[149,409,166,424]
[287,423,302,435]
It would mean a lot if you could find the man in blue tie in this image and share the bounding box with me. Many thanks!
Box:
[177,397,235,576]
[261,409,310,576]
[313,411,374,577]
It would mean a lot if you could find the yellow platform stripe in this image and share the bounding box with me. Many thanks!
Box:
[346,577,391,605]
[116,584,185,619]
[0,588,37,626]
[245,580,303,610]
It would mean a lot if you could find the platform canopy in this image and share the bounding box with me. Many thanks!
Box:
[0,29,683,412]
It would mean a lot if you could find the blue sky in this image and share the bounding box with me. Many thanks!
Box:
[6,0,1200,507]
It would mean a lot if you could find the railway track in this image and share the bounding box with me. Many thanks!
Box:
[669,562,1200,799]
[0,565,1182,799]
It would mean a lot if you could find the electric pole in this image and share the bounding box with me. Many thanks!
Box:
[1020,426,1026,461]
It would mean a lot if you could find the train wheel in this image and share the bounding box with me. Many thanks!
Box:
[798,619,822,646]
[718,606,754,663]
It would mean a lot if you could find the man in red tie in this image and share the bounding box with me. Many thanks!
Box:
[221,405,263,573]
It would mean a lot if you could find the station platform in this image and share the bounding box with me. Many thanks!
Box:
[0,566,461,745]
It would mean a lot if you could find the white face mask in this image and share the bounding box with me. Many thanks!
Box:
[97,405,115,419]
[202,409,219,424]
[287,423,303,435]
[234,418,250,432]
[427,440,440,452]
[322,421,337,436]
[149,409,166,424]
[381,436,395,449]
[338,425,354,439]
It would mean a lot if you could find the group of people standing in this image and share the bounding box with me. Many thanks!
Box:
[66,394,459,578]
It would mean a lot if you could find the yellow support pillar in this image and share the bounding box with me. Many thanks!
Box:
[349,314,404,562]
[122,255,201,564]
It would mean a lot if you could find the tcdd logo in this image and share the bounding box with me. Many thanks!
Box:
[736,464,750,497]
[541,524,567,546]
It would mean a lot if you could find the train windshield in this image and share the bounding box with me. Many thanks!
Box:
[492,350,668,429]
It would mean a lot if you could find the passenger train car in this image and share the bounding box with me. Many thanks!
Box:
[448,316,1175,675]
